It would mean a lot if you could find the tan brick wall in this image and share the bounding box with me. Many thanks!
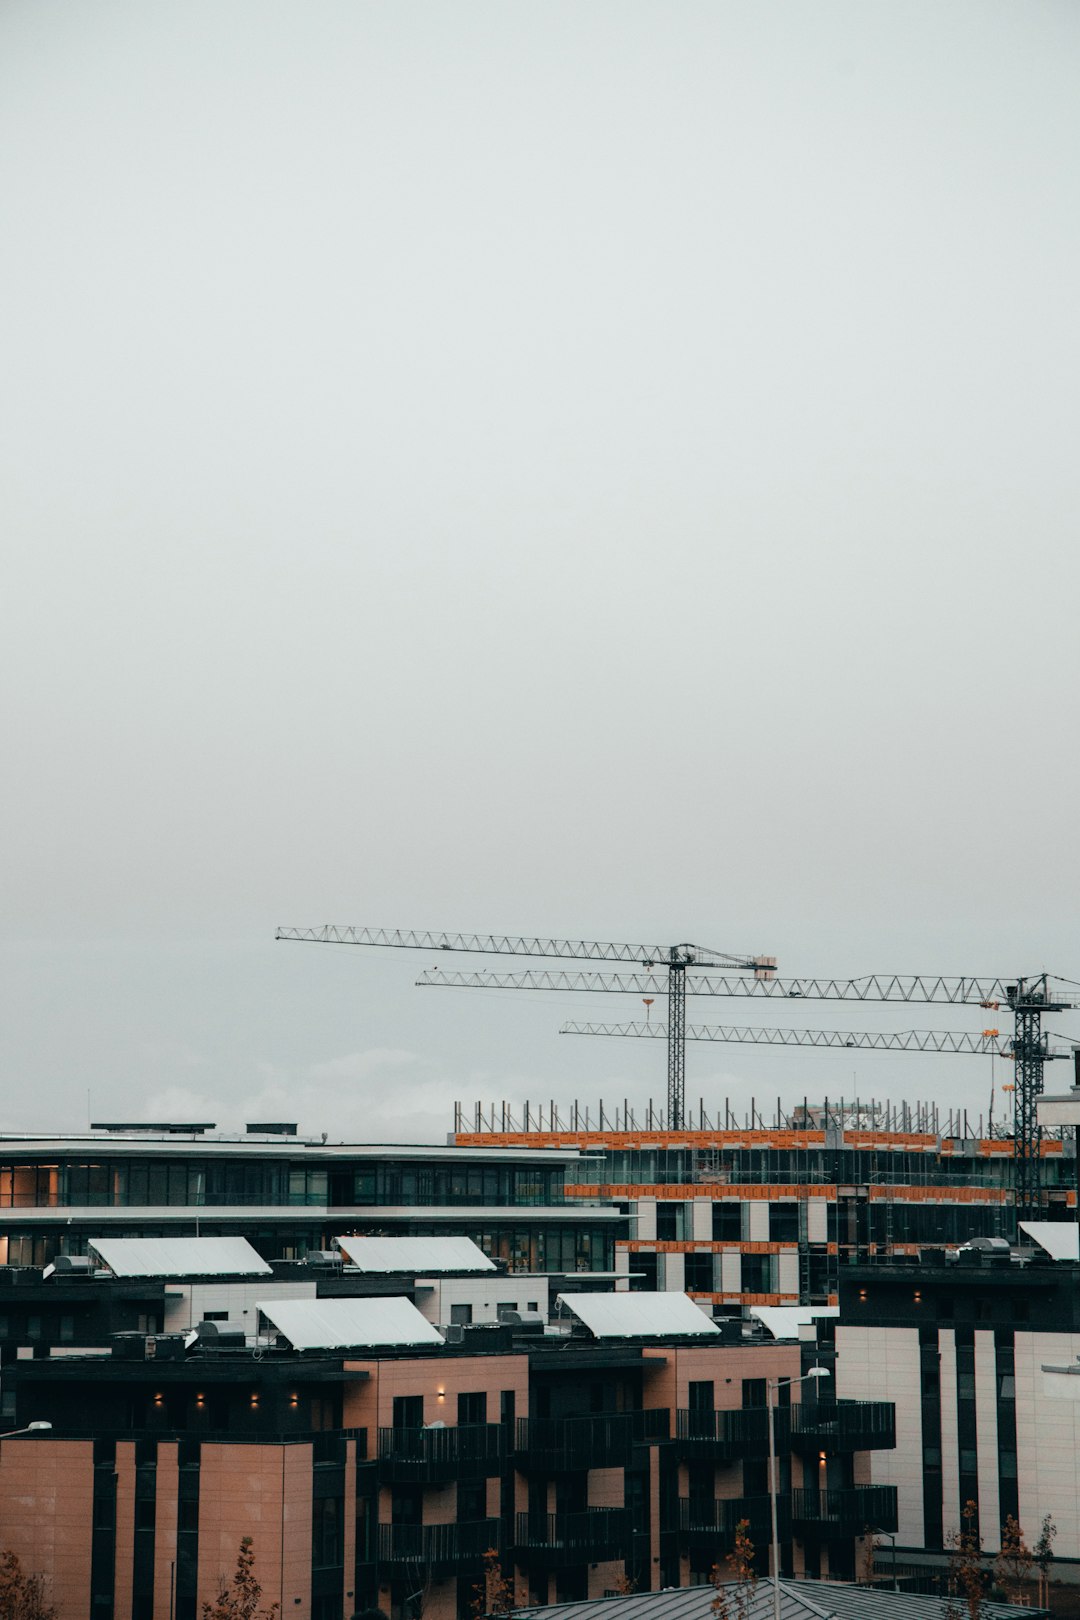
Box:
[0,1437,94,1617]
[197,1442,313,1615]
[586,1467,624,1507]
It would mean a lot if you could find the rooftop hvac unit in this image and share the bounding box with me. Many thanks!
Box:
[110,1333,187,1361]
[305,1250,342,1268]
[194,1319,247,1348]
[49,1255,97,1276]
[443,1323,465,1345]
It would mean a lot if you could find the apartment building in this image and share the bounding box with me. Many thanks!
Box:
[2,1257,897,1620]
[831,1231,1080,1564]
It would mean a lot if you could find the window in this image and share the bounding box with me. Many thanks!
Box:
[203,1311,228,1322]
[684,1253,715,1293]
[392,1396,423,1430]
[59,1314,75,1343]
[312,1496,343,1568]
[769,1203,800,1244]
[449,1304,473,1326]
[458,1480,487,1522]
[656,1201,687,1241]
[26,1315,42,1340]
[712,1203,742,1242]
[740,1254,771,1295]
[688,1381,714,1412]
[458,1391,487,1425]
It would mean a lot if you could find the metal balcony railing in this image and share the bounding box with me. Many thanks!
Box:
[788,1400,895,1454]
[377,1423,505,1481]
[678,1495,779,1544]
[791,1485,898,1534]
[514,1509,632,1567]
[515,1413,636,1472]
[376,1518,502,1570]
[674,1407,769,1459]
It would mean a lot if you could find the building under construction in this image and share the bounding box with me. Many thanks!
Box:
[452,1098,1077,1310]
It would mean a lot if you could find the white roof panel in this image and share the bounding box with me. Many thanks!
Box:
[1020,1221,1080,1261]
[557,1291,721,1339]
[334,1236,495,1273]
[752,1305,840,1340]
[259,1295,445,1350]
[89,1236,272,1279]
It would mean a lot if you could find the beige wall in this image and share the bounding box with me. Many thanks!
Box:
[0,1437,94,1617]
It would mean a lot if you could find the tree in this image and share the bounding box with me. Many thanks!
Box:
[470,1549,515,1620]
[202,1538,280,1620]
[994,1515,1032,1605]
[1034,1513,1057,1609]
[0,1550,57,1620]
[861,1527,879,1586]
[944,1501,986,1620]
[710,1519,758,1620]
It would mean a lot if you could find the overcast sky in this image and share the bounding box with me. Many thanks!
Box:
[3,2,1079,1143]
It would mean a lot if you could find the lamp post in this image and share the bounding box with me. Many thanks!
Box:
[867,1525,898,1591]
[767,1368,830,1620]
[0,1423,51,1438]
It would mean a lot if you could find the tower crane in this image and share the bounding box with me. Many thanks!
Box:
[275,926,1077,1223]
[274,925,775,1131]
[413,966,1079,1225]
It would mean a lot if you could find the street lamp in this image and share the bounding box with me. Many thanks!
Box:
[767,1368,830,1620]
[868,1525,898,1591]
[0,1423,51,1438]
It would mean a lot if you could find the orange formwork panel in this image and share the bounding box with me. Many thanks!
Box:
[454,1130,828,1150]
[566,1183,838,1201]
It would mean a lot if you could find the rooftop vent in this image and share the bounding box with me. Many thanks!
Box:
[92,1122,216,1135]
[48,1255,97,1277]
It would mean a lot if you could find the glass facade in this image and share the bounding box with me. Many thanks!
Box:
[0,1154,566,1210]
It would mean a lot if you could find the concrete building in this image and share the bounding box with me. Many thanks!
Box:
[452,1115,1076,1312]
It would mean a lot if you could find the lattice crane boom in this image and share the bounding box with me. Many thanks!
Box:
[416,968,1013,1002]
[559,1020,1077,1059]
[275,924,767,970]
[277,924,775,1129]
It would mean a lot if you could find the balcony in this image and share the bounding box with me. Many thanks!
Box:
[674,1408,768,1461]
[514,1509,632,1569]
[377,1518,502,1571]
[678,1496,779,1549]
[788,1401,895,1456]
[791,1485,898,1535]
[377,1424,505,1482]
[516,1413,637,1472]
